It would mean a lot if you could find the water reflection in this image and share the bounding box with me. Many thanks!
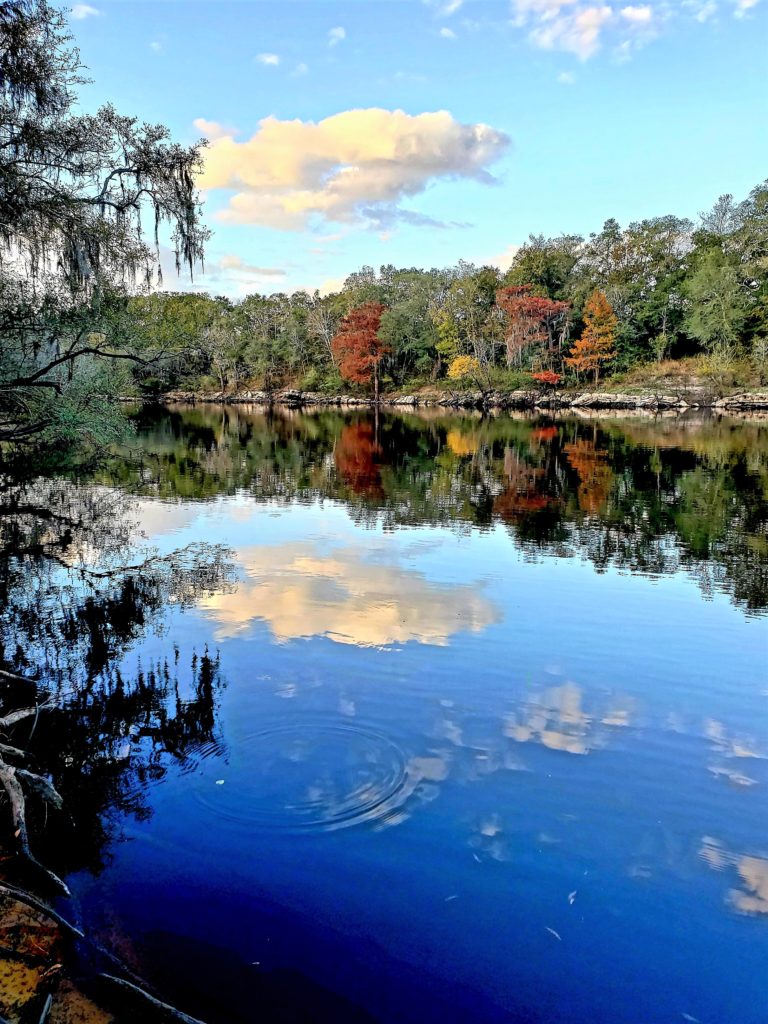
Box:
[199,542,500,646]
[700,838,768,915]
[1,407,766,1024]
[0,476,234,880]
[107,404,768,612]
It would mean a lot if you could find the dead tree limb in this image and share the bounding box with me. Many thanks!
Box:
[0,760,69,895]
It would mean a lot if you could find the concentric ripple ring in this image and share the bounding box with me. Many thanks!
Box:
[192,721,413,833]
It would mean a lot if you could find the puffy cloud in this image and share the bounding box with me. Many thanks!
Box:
[440,26,458,37]
[291,62,309,77]
[255,52,280,66]
[198,107,510,231]
[557,69,577,82]
[149,40,163,54]
[328,26,346,46]
[71,4,100,18]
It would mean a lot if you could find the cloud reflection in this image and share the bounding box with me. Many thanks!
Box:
[199,542,499,647]
[700,837,768,915]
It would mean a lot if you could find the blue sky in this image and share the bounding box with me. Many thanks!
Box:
[69,0,767,296]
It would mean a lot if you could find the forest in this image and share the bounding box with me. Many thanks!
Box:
[128,183,768,403]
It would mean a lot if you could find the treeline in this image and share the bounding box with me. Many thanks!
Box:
[128,181,768,397]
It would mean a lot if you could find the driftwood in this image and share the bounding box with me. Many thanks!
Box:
[0,760,69,894]
[0,704,53,731]
[99,975,208,1024]
[0,676,210,1023]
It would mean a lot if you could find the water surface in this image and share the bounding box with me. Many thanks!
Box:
[4,406,767,1023]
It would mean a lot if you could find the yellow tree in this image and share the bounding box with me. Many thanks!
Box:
[565,290,617,384]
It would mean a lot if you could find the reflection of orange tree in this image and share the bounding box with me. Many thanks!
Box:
[334,421,384,498]
[564,438,614,514]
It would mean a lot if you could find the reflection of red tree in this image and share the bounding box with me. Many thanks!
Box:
[493,448,551,521]
[531,425,559,443]
[564,439,613,514]
[334,422,384,498]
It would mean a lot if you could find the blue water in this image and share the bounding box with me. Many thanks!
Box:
[36,408,768,1023]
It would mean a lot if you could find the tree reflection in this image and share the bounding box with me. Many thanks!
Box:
[0,475,235,881]
[100,404,768,613]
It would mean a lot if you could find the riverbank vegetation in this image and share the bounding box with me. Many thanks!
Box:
[2,4,768,455]
[123,181,768,402]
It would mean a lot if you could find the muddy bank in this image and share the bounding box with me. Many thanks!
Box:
[154,387,768,413]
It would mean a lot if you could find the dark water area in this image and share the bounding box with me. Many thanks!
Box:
[2,405,767,1023]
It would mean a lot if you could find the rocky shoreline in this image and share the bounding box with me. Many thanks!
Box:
[153,387,768,412]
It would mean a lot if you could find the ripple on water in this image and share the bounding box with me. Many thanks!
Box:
[191,722,414,833]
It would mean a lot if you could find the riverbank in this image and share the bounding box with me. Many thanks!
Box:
[155,386,768,412]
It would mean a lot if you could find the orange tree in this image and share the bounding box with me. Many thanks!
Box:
[565,290,617,384]
[331,302,390,401]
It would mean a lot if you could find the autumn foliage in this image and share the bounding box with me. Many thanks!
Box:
[496,286,570,366]
[331,302,390,399]
[565,290,617,383]
[531,370,562,388]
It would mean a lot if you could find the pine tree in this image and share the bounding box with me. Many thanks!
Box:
[565,290,617,384]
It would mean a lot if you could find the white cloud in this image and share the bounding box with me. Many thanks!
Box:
[687,0,717,21]
[557,69,577,82]
[328,26,346,46]
[732,0,758,16]
[218,254,286,278]
[424,0,465,13]
[193,117,236,142]
[620,4,653,21]
[71,4,100,18]
[255,52,280,66]
[440,26,458,37]
[198,107,510,232]
[291,62,309,77]
[529,5,614,60]
[149,40,163,54]
[512,0,758,57]
[486,243,521,272]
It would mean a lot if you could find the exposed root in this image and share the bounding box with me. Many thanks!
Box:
[99,974,208,1024]
[0,761,69,896]
[0,744,29,761]
[15,772,63,812]
[0,670,37,686]
[0,884,83,940]
[0,705,53,731]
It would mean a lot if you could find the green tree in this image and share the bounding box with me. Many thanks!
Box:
[0,0,207,444]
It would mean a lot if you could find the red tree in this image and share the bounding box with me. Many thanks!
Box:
[496,286,570,367]
[331,302,390,401]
